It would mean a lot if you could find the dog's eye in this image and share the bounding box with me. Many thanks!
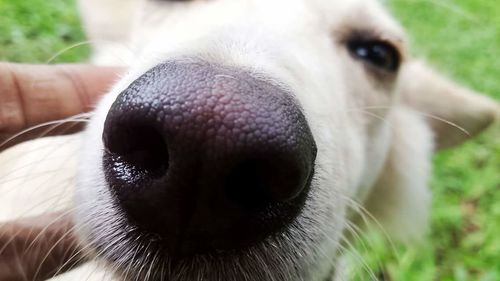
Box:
[347,40,400,72]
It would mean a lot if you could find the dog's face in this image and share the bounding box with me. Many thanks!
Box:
[74,0,499,280]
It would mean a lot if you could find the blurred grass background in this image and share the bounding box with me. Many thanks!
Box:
[0,0,498,280]
[352,1,500,280]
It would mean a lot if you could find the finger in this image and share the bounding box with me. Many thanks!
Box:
[0,211,88,281]
[0,63,123,151]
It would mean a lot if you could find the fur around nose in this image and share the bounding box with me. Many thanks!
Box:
[102,60,316,256]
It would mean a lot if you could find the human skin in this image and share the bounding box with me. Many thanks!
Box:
[0,64,122,280]
[0,63,122,151]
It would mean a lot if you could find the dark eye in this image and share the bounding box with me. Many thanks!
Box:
[347,40,400,72]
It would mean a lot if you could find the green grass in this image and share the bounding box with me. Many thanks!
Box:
[0,0,498,280]
[352,1,500,280]
[0,0,89,62]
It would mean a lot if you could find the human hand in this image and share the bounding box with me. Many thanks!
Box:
[0,63,122,151]
[0,212,84,281]
[0,63,123,280]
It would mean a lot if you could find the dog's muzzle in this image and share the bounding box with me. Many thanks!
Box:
[102,61,317,257]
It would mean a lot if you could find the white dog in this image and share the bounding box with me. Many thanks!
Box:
[0,0,498,280]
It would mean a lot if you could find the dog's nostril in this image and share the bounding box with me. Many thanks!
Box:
[225,159,274,210]
[104,125,169,182]
[225,157,308,210]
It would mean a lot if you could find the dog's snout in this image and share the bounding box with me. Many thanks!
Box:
[102,61,316,256]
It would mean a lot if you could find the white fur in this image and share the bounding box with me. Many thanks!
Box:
[73,1,425,280]
[362,107,433,241]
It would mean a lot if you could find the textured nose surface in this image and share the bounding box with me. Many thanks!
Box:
[102,61,316,256]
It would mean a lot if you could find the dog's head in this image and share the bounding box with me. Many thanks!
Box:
[75,0,499,280]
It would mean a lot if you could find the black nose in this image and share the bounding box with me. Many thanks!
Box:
[102,61,316,256]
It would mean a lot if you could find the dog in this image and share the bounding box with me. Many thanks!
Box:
[0,0,498,280]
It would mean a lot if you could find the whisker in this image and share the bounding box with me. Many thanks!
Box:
[344,195,400,260]
[0,136,80,184]
[0,209,92,280]
[120,242,141,281]
[45,41,95,64]
[414,111,471,136]
[22,209,76,255]
[351,105,471,136]
[399,0,477,21]
[0,113,91,150]
[0,192,77,256]
[311,222,378,281]
[338,235,378,281]
[346,108,392,126]
[0,169,71,188]
[51,242,94,278]
[344,221,389,280]
[133,240,150,281]
[144,249,160,281]
[44,39,135,65]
